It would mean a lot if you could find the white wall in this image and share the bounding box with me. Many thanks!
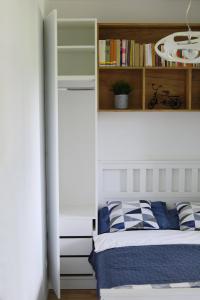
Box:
[46,0,200,162]
[98,112,200,161]
[46,0,200,22]
[0,1,47,300]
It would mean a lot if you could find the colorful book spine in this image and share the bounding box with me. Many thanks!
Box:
[99,40,106,65]
[134,43,140,67]
[121,39,127,66]
[98,39,185,68]
[106,39,110,65]
[139,44,144,67]
[116,40,121,66]
[152,43,156,67]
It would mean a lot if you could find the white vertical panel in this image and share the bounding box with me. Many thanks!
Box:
[153,168,159,192]
[159,169,166,192]
[192,169,198,192]
[179,168,185,193]
[133,169,140,192]
[59,81,96,209]
[198,169,200,192]
[140,168,146,193]
[166,168,172,192]
[127,169,132,193]
[172,168,179,192]
[185,168,192,192]
[103,169,127,193]
[44,10,60,298]
[146,169,153,192]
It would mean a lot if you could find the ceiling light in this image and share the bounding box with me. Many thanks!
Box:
[155,0,200,64]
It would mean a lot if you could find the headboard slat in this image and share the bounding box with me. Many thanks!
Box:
[99,161,200,207]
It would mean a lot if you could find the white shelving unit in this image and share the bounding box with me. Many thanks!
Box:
[44,10,97,298]
[57,18,96,77]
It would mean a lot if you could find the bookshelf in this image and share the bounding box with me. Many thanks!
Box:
[98,23,200,111]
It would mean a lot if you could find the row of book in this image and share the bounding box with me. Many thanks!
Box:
[98,39,199,67]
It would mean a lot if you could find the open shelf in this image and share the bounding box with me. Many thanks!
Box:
[145,69,188,110]
[99,68,143,110]
[192,69,200,110]
[58,50,95,76]
[57,19,95,47]
[57,18,96,77]
[98,22,200,112]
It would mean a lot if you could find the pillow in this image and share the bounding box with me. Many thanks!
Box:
[98,207,110,234]
[176,202,200,231]
[98,201,173,233]
[107,200,159,232]
[151,201,171,229]
[167,208,180,230]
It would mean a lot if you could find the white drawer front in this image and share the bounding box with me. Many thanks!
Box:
[60,238,92,255]
[59,217,92,236]
[60,257,93,275]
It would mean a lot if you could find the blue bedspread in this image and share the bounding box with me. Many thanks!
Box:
[89,245,200,289]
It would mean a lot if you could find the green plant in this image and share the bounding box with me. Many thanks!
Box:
[111,80,133,95]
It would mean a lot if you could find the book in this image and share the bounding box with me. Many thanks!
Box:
[127,40,131,66]
[161,45,166,67]
[139,44,144,67]
[99,40,106,65]
[152,43,156,67]
[106,39,110,64]
[116,39,121,66]
[134,43,140,67]
[122,39,127,66]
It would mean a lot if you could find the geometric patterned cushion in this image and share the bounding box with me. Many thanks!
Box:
[176,202,200,231]
[107,200,159,232]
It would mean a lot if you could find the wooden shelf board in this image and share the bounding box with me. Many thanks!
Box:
[98,109,197,112]
[99,109,143,112]
[99,66,200,71]
[98,23,200,29]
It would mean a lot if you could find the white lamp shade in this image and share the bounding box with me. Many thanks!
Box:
[155,31,200,64]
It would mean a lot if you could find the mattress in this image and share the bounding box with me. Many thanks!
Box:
[90,230,200,290]
[94,230,200,252]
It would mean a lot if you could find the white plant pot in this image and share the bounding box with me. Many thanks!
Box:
[114,94,129,109]
[115,95,128,109]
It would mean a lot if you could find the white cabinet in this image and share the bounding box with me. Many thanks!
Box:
[44,10,97,298]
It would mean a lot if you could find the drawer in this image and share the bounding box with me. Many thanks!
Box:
[60,257,93,275]
[60,217,93,236]
[60,238,92,255]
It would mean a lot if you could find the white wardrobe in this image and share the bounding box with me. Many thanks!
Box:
[44,10,97,298]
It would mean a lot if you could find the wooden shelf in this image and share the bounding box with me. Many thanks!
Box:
[98,22,200,112]
[99,66,200,70]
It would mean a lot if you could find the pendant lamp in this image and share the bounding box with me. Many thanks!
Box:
[155,0,200,64]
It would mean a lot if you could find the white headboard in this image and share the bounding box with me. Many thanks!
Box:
[98,161,200,208]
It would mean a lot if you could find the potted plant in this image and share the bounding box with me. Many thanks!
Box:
[111,80,133,109]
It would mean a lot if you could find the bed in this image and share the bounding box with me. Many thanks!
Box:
[92,161,200,300]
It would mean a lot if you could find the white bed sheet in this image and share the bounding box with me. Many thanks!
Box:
[94,230,200,253]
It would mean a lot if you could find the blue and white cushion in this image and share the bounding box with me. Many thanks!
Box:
[176,202,200,231]
[107,200,159,232]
